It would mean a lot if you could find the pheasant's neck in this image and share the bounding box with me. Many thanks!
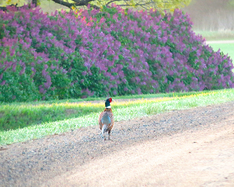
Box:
[104,108,112,112]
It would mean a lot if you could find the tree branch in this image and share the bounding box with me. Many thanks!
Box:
[72,0,96,5]
[0,4,17,11]
[105,0,152,9]
[89,4,100,9]
[32,0,37,7]
[106,0,122,6]
[50,0,96,9]
[0,3,38,11]
[50,0,76,9]
[114,1,151,8]
[0,6,7,11]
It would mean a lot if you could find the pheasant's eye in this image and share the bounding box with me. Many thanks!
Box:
[109,98,112,102]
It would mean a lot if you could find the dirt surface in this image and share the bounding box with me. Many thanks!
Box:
[47,116,234,187]
[1,101,234,187]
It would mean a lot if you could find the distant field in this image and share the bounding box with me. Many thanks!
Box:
[196,30,234,61]
[195,30,234,41]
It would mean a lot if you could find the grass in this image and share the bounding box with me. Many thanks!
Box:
[195,30,234,63]
[195,30,234,41]
[1,89,234,145]
[208,43,234,61]
[0,90,224,132]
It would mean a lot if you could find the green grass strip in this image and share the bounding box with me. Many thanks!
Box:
[0,89,234,145]
[0,90,216,132]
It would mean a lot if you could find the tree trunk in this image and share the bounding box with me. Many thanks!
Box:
[32,0,37,7]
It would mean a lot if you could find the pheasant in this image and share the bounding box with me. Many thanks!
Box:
[98,98,114,140]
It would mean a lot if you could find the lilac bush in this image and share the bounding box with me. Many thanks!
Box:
[0,5,233,102]
[91,6,234,93]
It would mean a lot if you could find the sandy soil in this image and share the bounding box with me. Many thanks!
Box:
[44,115,234,187]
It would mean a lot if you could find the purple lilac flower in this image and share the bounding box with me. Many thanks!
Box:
[1,80,6,86]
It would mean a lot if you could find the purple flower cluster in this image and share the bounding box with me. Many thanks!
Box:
[0,4,234,102]
[93,6,234,93]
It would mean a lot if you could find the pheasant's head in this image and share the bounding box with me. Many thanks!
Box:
[105,98,112,108]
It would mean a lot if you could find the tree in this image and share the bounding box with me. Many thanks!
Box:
[32,0,37,7]
[1,0,191,12]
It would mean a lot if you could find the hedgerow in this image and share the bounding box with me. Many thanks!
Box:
[0,4,233,102]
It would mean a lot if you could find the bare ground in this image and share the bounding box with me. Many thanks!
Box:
[47,115,234,187]
[1,101,234,187]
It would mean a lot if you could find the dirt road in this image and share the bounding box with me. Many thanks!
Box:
[1,101,234,187]
[45,115,234,187]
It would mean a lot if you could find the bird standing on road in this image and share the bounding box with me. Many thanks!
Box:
[98,98,114,141]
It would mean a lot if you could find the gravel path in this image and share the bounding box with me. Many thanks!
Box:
[47,115,234,187]
[1,101,234,187]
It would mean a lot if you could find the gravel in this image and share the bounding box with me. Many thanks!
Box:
[0,101,234,187]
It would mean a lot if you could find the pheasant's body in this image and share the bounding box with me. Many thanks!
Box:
[99,108,114,140]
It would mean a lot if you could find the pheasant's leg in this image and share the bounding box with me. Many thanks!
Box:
[102,126,106,141]
[108,130,111,140]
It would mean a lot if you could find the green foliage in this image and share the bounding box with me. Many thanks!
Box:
[0,102,102,131]
[0,45,41,102]
[229,0,234,6]
[1,5,234,103]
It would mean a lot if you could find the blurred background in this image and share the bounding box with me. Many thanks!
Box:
[182,0,234,41]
